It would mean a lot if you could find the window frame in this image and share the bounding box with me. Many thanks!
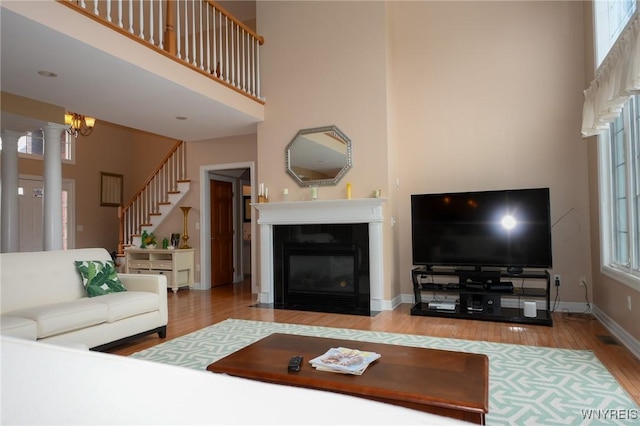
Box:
[598,95,640,291]
[594,0,637,66]
[1,130,76,164]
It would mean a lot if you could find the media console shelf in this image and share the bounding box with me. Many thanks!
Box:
[410,267,552,326]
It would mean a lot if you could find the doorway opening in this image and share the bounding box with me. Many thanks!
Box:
[199,162,255,292]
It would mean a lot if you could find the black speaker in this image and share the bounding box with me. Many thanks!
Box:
[465,293,501,315]
[482,294,501,315]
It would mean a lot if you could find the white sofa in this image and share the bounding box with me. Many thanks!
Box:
[0,248,168,350]
[1,336,470,425]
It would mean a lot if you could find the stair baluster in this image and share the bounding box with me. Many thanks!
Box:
[118,141,189,256]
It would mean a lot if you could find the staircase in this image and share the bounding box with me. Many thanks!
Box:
[118,141,189,255]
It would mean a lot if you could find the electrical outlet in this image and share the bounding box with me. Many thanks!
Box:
[554,274,561,287]
[628,296,632,311]
[579,276,586,287]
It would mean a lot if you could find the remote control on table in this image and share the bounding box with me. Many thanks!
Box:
[288,355,303,372]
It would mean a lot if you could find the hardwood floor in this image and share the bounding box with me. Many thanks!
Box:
[107,278,640,405]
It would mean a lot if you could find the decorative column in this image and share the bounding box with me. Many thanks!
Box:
[0,130,24,253]
[41,124,67,251]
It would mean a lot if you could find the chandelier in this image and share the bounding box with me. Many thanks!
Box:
[65,111,96,137]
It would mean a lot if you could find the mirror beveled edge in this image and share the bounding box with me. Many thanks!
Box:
[285,125,352,187]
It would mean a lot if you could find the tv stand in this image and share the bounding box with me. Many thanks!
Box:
[410,267,552,326]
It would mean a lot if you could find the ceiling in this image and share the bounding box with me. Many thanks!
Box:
[0,1,262,142]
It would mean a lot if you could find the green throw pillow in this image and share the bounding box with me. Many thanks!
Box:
[75,260,127,297]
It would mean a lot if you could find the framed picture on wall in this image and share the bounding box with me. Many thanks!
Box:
[100,172,123,207]
[243,196,251,222]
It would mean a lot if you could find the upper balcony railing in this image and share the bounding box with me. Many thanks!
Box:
[60,0,264,103]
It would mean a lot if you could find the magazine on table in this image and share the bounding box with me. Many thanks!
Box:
[309,347,381,375]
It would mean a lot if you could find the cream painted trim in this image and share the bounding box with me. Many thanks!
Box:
[597,133,640,292]
[593,305,640,361]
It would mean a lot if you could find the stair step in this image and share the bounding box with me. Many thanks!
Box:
[119,141,190,256]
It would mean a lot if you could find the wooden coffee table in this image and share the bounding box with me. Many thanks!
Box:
[207,333,488,424]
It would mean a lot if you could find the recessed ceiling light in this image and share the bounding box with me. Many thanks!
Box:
[37,70,58,78]
[176,116,187,120]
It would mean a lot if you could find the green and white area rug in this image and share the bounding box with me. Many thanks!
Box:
[132,318,639,425]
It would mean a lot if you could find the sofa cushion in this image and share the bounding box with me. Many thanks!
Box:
[75,260,127,297]
[97,291,160,322]
[0,316,38,340]
[6,300,109,339]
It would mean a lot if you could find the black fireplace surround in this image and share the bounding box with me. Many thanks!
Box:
[273,223,370,315]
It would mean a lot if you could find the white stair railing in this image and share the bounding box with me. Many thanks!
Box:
[118,141,188,255]
[62,0,264,102]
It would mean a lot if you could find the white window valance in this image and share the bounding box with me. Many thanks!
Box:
[582,15,640,137]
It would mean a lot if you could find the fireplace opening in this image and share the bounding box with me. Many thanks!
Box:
[274,223,370,315]
[284,244,363,314]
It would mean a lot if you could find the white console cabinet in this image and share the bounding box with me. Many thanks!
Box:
[125,248,195,293]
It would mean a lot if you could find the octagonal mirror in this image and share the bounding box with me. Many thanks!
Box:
[285,125,352,187]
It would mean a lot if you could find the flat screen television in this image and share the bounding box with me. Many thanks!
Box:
[411,188,552,270]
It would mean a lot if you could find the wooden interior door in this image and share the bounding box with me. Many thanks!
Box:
[210,179,234,287]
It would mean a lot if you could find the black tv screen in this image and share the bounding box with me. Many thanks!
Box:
[411,188,552,269]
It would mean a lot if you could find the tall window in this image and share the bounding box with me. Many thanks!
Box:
[593,1,640,290]
[600,95,640,289]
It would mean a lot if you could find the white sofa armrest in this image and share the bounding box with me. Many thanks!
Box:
[119,274,168,325]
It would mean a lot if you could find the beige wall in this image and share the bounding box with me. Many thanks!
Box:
[73,122,176,250]
[257,1,594,308]
[1,92,64,124]
[257,0,394,295]
[5,95,256,287]
[257,1,389,201]
[152,133,257,285]
[391,1,592,302]
[13,119,176,252]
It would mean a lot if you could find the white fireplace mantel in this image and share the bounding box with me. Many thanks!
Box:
[253,198,388,312]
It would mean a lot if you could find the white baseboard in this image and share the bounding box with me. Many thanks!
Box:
[592,305,640,361]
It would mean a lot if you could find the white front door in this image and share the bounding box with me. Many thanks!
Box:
[18,176,74,251]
